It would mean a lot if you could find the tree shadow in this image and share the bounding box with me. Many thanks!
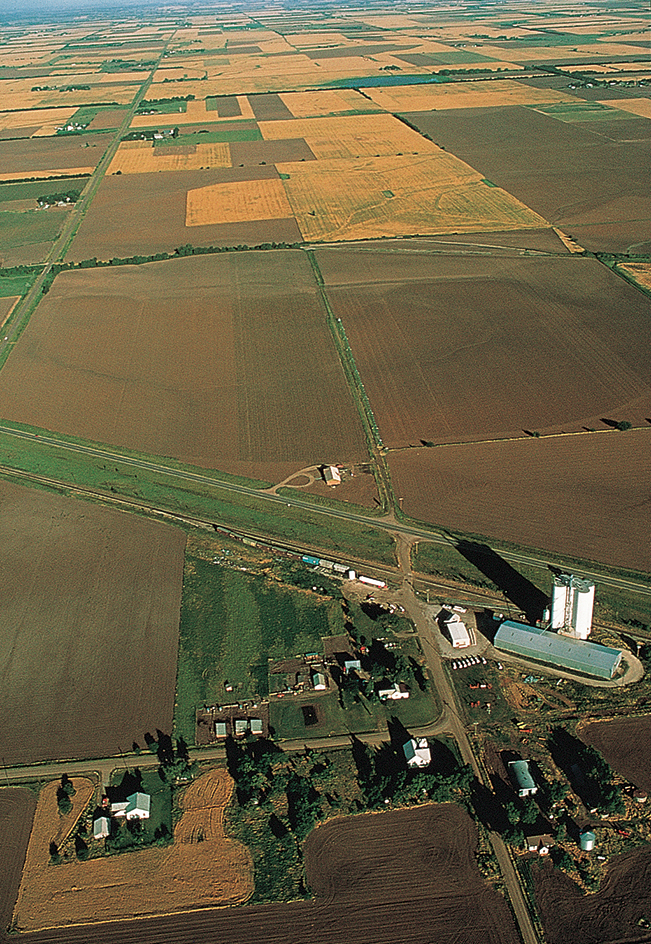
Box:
[455,540,548,624]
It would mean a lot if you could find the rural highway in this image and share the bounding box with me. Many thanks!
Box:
[0,422,649,603]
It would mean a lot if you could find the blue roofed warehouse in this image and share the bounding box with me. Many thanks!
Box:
[494,620,622,680]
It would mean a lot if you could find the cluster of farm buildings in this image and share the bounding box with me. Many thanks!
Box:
[442,573,624,681]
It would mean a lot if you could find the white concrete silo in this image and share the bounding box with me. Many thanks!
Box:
[550,574,595,640]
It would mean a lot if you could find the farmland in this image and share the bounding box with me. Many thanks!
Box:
[388,431,651,574]
[580,716,651,792]
[0,253,368,479]
[0,790,35,932]
[13,768,253,932]
[0,479,185,765]
[316,250,651,446]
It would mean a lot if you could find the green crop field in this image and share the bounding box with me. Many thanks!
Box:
[0,178,90,204]
[155,127,262,146]
[0,209,67,250]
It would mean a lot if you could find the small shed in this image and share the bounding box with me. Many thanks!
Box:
[508,760,538,797]
[312,671,328,690]
[235,719,248,736]
[344,659,362,673]
[93,816,111,840]
[250,718,263,735]
[323,465,341,486]
[215,721,228,738]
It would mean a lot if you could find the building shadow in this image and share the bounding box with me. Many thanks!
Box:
[455,540,548,624]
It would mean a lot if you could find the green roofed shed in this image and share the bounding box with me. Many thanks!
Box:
[494,621,622,679]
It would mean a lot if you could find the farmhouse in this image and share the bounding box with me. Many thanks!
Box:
[111,792,151,820]
[494,620,623,679]
[323,465,341,486]
[403,737,431,768]
[378,682,410,700]
[508,760,537,798]
[526,834,553,855]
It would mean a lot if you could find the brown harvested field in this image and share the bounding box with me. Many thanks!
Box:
[279,88,383,117]
[0,480,185,765]
[108,140,231,175]
[0,253,367,477]
[14,768,252,932]
[248,92,295,120]
[23,802,519,944]
[66,168,303,260]
[260,112,441,160]
[228,136,316,166]
[186,177,293,225]
[389,431,651,573]
[0,132,109,178]
[303,804,520,943]
[0,295,19,326]
[0,789,36,932]
[317,252,651,446]
[532,849,651,944]
[87,107,128,130]
[364,79,576,113]
[277,154,545,242]
[402,105,651,252]
[580,716,651,792]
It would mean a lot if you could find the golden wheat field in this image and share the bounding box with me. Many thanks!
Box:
[108,140,231,174]
[618,263,651,291]
[260,113,441,161]
[13,769,252,933]
[599,98,651,118]
[277,153,547,241]
[186,177,293,225]
[365,79,578,112]
[0,166,95,182]
[278,89,382,118]
[0,107,77,135]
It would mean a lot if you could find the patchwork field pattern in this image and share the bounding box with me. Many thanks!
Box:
[0,253,367,476]
[14,769,252,932]
[108,139,231,174]
[0,480,185,766]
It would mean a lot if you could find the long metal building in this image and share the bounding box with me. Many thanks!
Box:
[494,620,622,680]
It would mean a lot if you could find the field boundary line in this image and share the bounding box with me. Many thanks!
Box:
[386,424,651,452]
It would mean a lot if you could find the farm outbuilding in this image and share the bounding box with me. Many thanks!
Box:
[93,816,111,840]
[508,760,537,797]
[551,573,595,639]
[403,737,431,768]
[494,620,622,679]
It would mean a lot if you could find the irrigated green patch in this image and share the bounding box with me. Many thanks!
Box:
[0,273,37,297]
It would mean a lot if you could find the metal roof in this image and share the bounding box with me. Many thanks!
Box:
[494,621,622,679]
[508,760,536,793]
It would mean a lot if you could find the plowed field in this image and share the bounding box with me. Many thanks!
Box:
[388,431,651,573]
[0,133,108,178]
[316,252,651,447]
[13,768,252,932]
[0,480,185,765]
[580,716,651,792]
[0,253,367,477]
[21,803,519,943]
[403,105,651,252]
[0,789,36,931]
[66,168,302,260]
[533,849,651,944]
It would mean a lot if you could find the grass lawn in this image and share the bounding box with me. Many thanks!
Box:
[175,560,348,742]
[0,274,36,297]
